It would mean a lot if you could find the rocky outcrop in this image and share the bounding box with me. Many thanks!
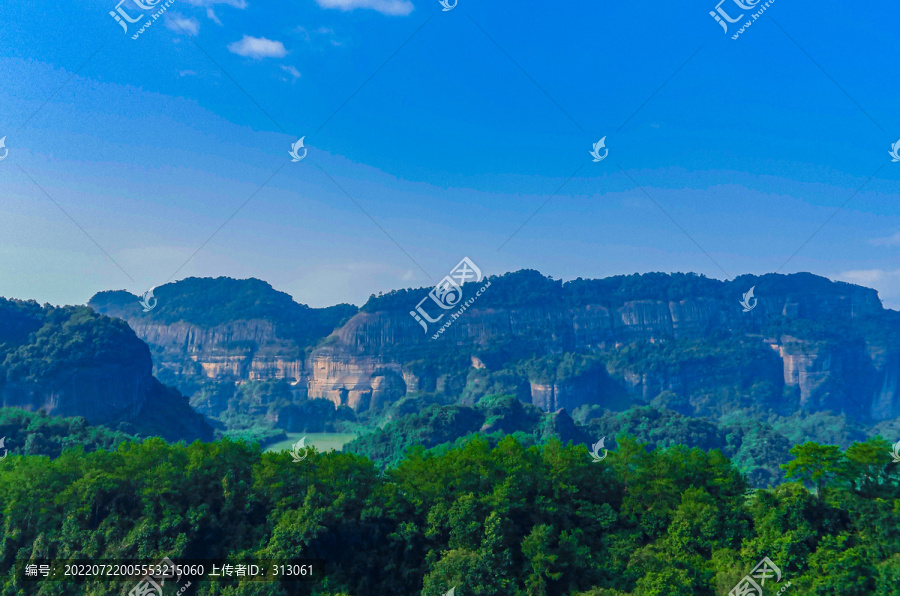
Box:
[529,368,605,412]
[307,351,406,412]
[128,320,305,381]
[0,299,212,442]
[333,288,882,356]
[772,336,878,417]
[307,277,897,420]
[869,348,900,420]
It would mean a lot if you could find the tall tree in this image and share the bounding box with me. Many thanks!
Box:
[781,442,844,500]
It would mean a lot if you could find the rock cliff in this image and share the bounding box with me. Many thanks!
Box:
[307,271,899,420]
[89,271,900,423]
[89,278,356,388]
[0,298,212,442]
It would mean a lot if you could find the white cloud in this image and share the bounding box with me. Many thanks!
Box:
[179,70,198,77]
[280,65,301,79]
[871,232,900,247]
[314,0,414,16]
[165,14,200,35]
[835,269,900,309]
[206,7,223,24]
[227,36,288,59]
[838,269,894,286]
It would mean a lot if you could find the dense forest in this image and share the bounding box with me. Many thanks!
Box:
[1,429,898,595]
[6,272,900,593]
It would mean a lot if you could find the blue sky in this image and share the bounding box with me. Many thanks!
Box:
[2,0,900,308]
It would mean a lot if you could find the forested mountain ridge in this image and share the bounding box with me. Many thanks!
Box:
[89,277,357,383]
[80,272,900,456]
[0,298,212,442]
[316,270,897,420]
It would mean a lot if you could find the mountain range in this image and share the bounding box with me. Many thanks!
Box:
[88,270,900,423]
[4,269,900,472]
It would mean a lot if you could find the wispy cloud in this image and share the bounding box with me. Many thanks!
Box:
[280,65,301,80]
[314,0,414,16]
[179,70,198,77]
[296,26,344,48]
[870,232,900,247]
[165,14,200,36]
[838,269,897,285]
[181,0,246,24]
[835,269,900,309]
[227,36,288,59]
[206,7,223,25]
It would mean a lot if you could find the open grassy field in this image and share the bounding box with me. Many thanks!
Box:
[265,432,356,453]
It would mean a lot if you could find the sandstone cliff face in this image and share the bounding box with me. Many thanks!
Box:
[306,284,898,420]
[333,288,882,354]
[529,369,605,413]
[130,320,306,381]
[869,348,900,420]
[773,337,880,417]
[88,274,900,422]
[307,351,406,411]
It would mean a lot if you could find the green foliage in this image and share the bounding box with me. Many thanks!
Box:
[344,395,576,468]
[0,407,135,458]
[362,270,728,313]
[0,435,897,594]
[586,406,726,453]
[222,426,287,447]
[0,299,211,443]
[603,337,783,417]
[0,299,146,381]
[772,410,867,448]
[344,404,486,468]
[782,442,845,499]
